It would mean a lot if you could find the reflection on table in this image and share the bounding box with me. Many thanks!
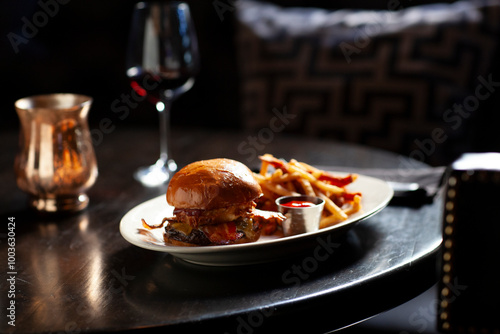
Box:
[0,127,442,334]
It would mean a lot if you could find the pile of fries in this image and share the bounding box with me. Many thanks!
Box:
[253,154,362,231]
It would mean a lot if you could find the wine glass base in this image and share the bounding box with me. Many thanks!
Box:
[134,164,172,187]
[167,159,177,173]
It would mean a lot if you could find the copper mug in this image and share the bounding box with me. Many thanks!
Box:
[14,94,98,213]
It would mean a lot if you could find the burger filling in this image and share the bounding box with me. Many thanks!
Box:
[165,216,260,246]
[162,202,285,246]
[172,202,255,228]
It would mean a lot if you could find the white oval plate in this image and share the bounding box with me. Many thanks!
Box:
[119,173,393,266]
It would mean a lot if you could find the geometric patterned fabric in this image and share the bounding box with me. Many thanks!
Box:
[236,0,500,165]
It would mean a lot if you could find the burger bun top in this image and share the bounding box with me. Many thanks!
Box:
[166,158,262,210]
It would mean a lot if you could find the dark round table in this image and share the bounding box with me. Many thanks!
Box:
[0,127,442,334]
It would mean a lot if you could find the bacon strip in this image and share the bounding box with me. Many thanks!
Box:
[317,173,357,187]
[259,155,289,172]
[253,209,286,235]
[253,209,285,223]
[141,217,174,230]
[201,222,244,245]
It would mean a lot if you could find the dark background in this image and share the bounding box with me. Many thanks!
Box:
[1,0,498,165]
[0,0,242,130]
[0,0,457,129]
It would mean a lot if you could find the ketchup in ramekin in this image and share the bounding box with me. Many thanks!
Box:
[275,195,325,236]
[280,200,316,208]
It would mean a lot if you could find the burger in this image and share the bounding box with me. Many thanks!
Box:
[161,158,285,246]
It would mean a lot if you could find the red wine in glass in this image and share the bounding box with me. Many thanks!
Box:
[126,1,199,186]
[128,68,193,104]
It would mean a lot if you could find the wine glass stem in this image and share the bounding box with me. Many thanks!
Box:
[157,97,172,166]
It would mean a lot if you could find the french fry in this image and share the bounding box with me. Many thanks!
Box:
[311,180,344,195]
[296,178,315,196]
[271,168,283,179]
[343,194,362,216]
[271,171,301,183]
[254,154,362,232]
[288,164,344,195]
[319,214,343,229]
[262,181,300,197]
[261,186,277,201]
[318,192,348,222]
[285,181,297,193]
[253,173,267,182]
[259,154,273,176]
[291,159,321,174]
[287,165,317,183]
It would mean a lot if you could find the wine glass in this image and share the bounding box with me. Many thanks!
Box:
[126,1,200,186]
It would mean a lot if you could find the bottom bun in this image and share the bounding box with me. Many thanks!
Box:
[163,222,261,247]
[163,234,199,247]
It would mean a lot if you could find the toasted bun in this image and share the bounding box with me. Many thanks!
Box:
[167,158,262,210]
[163,226,262,246]
[163,234,199,247]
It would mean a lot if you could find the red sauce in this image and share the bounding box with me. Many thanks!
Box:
[281,200,316,208]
